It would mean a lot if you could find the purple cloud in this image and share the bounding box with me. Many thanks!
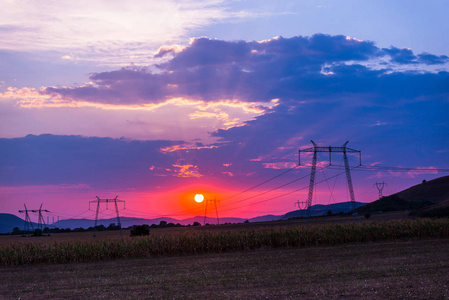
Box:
[43,34,384,104]
[382,47,417,64]
[417,53,449,65]
[42,34,448,108]
[0,134,185,190]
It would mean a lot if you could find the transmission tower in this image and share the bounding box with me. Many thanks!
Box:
[374,182,387,199]
[18,204,34,233]
[203,198,219,225]
[89,196,125,237]
[299,141,361,213]
[31,203,50,231]
[294,200,308,210]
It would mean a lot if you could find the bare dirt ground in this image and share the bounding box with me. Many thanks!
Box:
[1,238,449,299]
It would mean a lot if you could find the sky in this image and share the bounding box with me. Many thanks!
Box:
[1,0,448,223]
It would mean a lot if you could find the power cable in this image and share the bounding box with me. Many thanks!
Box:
[219,166,355,214]
[221,165,299,202]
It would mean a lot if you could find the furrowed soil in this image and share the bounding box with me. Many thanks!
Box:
[1,238,449,299]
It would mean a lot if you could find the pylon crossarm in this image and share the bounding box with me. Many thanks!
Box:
[300,146,360,153]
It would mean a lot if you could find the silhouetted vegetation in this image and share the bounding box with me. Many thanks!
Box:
[2,218,449,265]
[130,225,150,237]
[7,219,195,235]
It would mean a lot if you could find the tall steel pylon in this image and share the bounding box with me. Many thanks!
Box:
[299,141,361,213]
[89,196,125,237]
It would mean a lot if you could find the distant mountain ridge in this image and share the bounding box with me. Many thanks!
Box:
[0,201,360,233]
[0,213,38,234]
[282,201,365,219]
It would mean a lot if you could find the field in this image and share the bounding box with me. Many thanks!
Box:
[1,215,449,298]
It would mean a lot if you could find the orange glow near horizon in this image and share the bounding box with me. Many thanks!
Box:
[124,181,309,220]
[146,182,229,218]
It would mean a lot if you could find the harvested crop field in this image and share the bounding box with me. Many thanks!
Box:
[1,238,449,299]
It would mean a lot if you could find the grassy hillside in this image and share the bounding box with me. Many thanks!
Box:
[356,175,449,215]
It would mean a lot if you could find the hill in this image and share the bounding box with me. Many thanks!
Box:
[0,213,38,234]
[283,201,365,219]
[355,175,449,214]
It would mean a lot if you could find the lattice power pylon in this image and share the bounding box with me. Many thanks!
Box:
[299,141,361,212]
[203,198,219,225]
[32,203,50,231]
[374,182,387,200]
[89,196,125,237]
[18,204,34,233]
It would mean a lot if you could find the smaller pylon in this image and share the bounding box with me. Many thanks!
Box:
[374,182,387,200]
[294,200,308,210]
[32,203,49,231]
[89,196,125,237]
[18,204,34,234]
[203,198,219,225]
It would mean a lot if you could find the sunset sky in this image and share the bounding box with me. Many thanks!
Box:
[1,0,448,222]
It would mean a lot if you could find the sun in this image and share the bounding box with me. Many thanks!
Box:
[194,194,204,203]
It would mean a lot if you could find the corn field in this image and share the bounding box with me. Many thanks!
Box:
[1,218,449,265]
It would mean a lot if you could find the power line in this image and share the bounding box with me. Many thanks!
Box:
[218,167,358,214]
[120,164,304,220]
[220,165,299,202]
[218,172,312,210]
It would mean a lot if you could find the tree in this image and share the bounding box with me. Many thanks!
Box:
[107,223,119,230]
[192,221,201,226]
[130,225,150,237]
[33,229,43,236]
[12,227,22,235]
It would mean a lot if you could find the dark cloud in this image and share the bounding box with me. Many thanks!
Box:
[42,34,448,107]
[0,134,184,189]
[382,47,417,64]
[382,47,449,66]
[417,53,449,65]
[42,34,385,104]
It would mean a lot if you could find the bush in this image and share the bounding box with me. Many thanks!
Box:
[130,225,150,237]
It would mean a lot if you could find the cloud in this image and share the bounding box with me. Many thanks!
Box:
[0,0,251,65]
[0,89,265,142]
[2,34,448,201]
[382,47,417,64]
[0,134,183,189]
[417,53,449,65]
[382,47,449,66]
[39,34,448,108]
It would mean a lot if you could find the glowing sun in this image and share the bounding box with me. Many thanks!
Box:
[194,194,204,203]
